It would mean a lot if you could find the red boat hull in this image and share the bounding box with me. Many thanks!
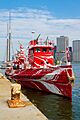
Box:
[18,80,72,98]
[5,65,73,99]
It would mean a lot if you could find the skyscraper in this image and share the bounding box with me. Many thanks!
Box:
[55,36,69,62]
[57,36,69,52]
[73,40,80,62]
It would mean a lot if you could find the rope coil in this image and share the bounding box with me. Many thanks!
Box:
[66,69,75,82]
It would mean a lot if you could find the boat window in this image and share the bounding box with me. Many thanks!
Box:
[49,48,52,52]
[42,48,47,52]
[36,48,40,52]
[30,48,34,54]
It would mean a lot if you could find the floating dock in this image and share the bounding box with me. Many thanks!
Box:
[0,73,48,120]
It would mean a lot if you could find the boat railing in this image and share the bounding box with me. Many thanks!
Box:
[29,40,54,48]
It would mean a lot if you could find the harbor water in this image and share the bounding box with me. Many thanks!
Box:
[0,63,80,120]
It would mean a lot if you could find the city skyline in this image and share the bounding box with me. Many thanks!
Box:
[0,0,80,60]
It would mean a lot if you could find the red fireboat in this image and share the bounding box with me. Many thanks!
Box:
[5,35,75,99]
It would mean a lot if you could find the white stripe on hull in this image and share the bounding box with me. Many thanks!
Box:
[39,81,62,95]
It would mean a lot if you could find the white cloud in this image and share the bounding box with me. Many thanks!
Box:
[0,7,80,61]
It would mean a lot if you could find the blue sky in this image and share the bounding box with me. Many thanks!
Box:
[0,0,80,18]
[0,0,80,60]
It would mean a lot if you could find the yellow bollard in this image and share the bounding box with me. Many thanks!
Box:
[7,83,27,108]
[11,83,21,100]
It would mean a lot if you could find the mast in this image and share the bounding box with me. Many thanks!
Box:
[36,34,41,40]
[6,23,9,62]
[8,12,11,62]
[8,12,11,61]
[6,12,11,62]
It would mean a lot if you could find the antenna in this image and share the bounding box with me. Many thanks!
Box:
[9,11,11,34]
[45,36,49,45]
[36,34,41,40]
[46,36,49,41]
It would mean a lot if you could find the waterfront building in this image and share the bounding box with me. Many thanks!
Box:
[73,40,80,62]
[56,36,69,62]
[57,36,69,52]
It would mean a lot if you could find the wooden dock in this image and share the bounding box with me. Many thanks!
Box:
[0,73,48,120]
